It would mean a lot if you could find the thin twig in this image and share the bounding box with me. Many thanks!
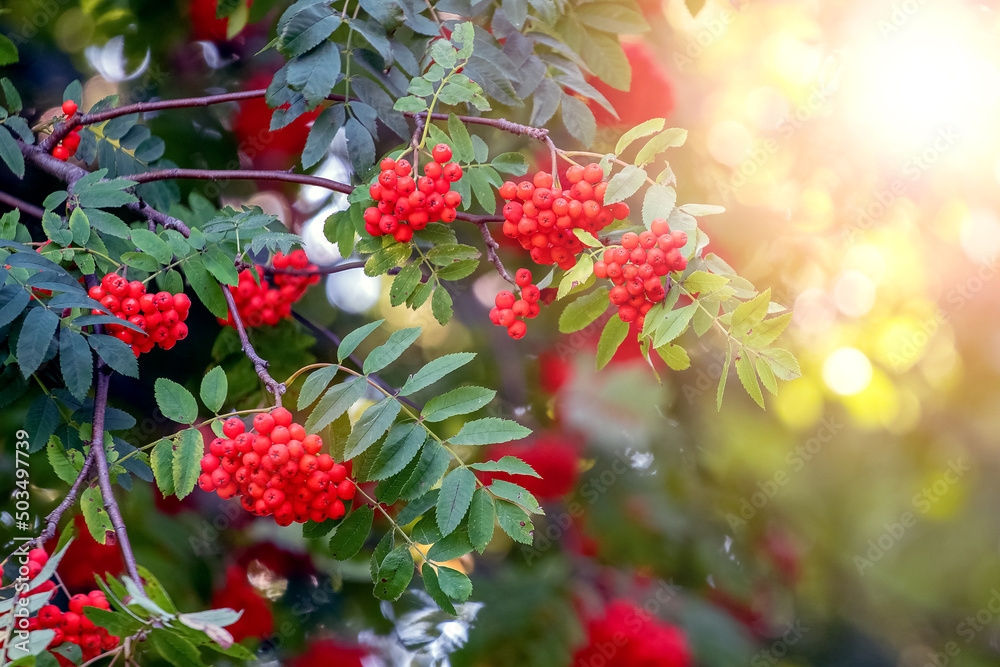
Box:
[475,221,515,285]
[46,88,551,148]
[222,285,287,405]
[91,368,142,583]
[265,259,368,276]
[0,190,44,219]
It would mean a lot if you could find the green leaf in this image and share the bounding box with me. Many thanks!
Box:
[393,96,428,112]
[364,242,411,276]
[596,316,629,370]
[560,92,596,147]
[487,479,542,514]
[338,319,383,362]
[422,386,495,422]
[151,439,175,495]
[69,208,91,246]
[572,229,602,248]
[756,355,778,395]
[731,289,770,338]
[603,165,646,205]
[0,125,24,178]
[363,327,421,374]
[426,530,474,561]
[121,252,159,273]
[437,566,473,601]
[279,5,340,57]
[304,377,366,434]
[59,328,93,401]
[17,307,57,377]
[0,35,18,67]
[369,422,426,481]
[683,271,730,295]
[47,435,79,485]
[745,312,793,347]
[437,468,476,536]
[635,128,688,166]
[400,352,475,396]
[287,40,342,107]
[558,288,609,333]
[344,116,376,172]
[422,563,458,614]
[736,353,764,409]
[400,440,450,500]
[129,229,173,264]
[203,247,240,286]
[154,378,198,424]
[390,264,423,306]
[614,118,666,155]
[344,397,402,459]
[173,428,203,499]
[328,505,374,560]
[81,485,112,545]
[495,499,533,544]
[303,103,346,169]
[199,366,227,413]
[431,286,453,325]
[656,344,691,371]
[297,365,338,410]
[183,256,228,319]
[652,303,697,347]
[576,2,649,34]
[717,344,732,410]
[450,418,531,446]
[642,184,677,228]
[426,243,480,265]
[467,488,495,552]
[373,546,414,601]
[491,152,529,176]
[150,628,206,667]
[758,348,801,381]
[1,78,21,114]
[447,114,474,163]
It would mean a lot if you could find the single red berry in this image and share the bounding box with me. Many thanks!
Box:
[222,417,245,438]
[432,143,452,163]
[507,320,527,339]
[443,162,463,182]
[53,146,70,161]
[271,406,293,427]
[515,268,532,287]
[62,100,78,116]
[495,290,516,309]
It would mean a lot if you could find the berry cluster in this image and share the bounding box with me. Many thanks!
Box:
[7,550,120,666]
[364,144,464,243]
[198,409,356,526]
[498,164,630,270]
[219,250,319,328]
[488,268,542,339]
[52,101,81,162]
[88,273,190,357]
[595,218,689,325]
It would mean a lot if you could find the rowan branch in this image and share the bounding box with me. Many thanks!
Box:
[45,88,551,145]
[18,142,191,237]
[265,259,368,276]
[476,221,515,285]
[221,284,287,405]
[91,367,141,583]
[0,190,44,219]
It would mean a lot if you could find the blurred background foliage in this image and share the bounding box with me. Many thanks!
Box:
[4,0,1000,665]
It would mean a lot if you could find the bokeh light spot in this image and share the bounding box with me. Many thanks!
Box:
[823,347,873,395]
